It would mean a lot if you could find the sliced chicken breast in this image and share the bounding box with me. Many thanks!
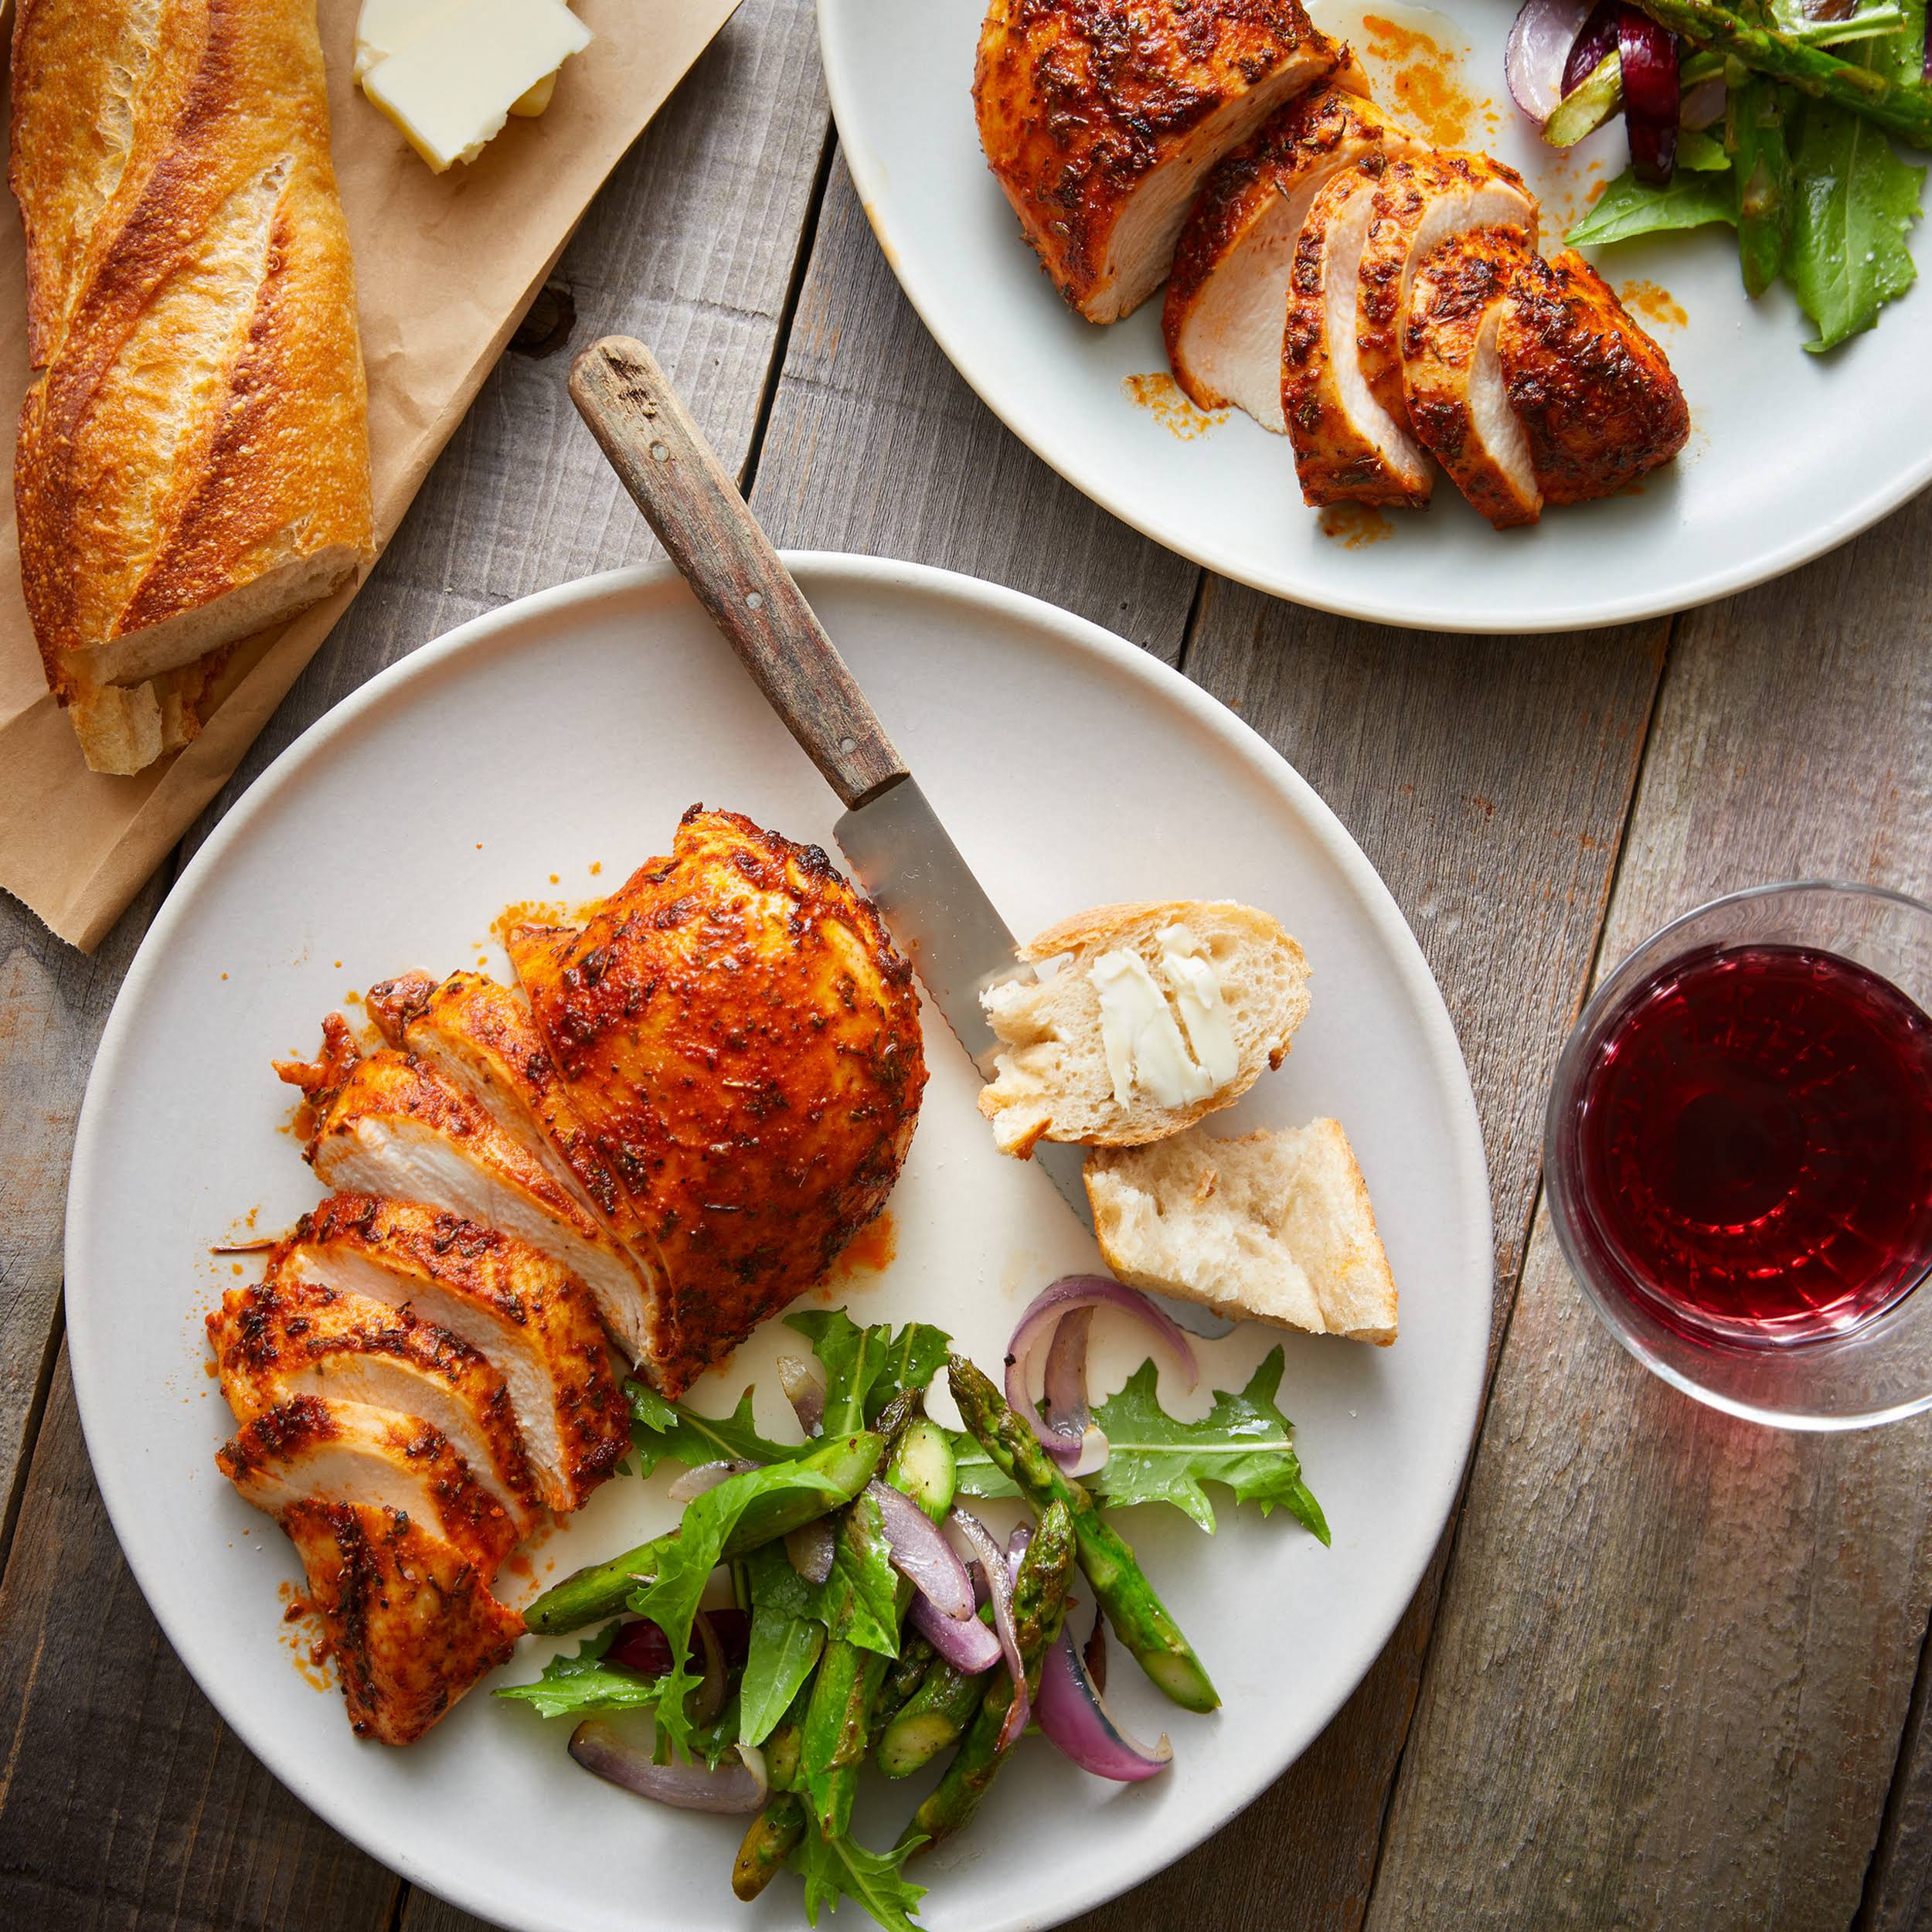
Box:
[975,0,1346,324]
[1403,226,1543,529]
[1355,152,1540,422]
[277,1192,626,1515]
[283,1499,524,1744]
[216,1393,519,1573]
[1281,160,1433,507]
[209,1271,544,1533]
[1498,250,1690,505]
[1165,85,1420,431]
[281,1027,668,1372]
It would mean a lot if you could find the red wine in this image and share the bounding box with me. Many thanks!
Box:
[1572,944,1932,1345]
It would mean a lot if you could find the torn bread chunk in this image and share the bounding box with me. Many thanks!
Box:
[1403,225,1543,529]
[275,1192,626,1515]
[209,1269,545,1535]
[1086,1120,1396,1344]
[281,1499,524,1744]
[978,900,1310,1157]
[1165,86,1421,431]
[1282,161,1434,508]
[974,0,1345,324]
[1354,151,1540,423]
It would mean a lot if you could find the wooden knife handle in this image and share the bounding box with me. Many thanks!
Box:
[569,335,908,810]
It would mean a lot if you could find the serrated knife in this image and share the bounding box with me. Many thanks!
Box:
[569,337,1230,1336]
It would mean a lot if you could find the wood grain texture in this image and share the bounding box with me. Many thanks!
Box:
[1366,492,1932,1932]
[570,335,907,805]
[0,1355,402,1929]
[1063,583,1667,1932]
[750,156,1200,662]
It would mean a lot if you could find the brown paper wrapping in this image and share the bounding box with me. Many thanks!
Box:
[0,0,740,950]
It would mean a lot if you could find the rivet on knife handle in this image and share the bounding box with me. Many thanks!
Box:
[567,335,909,811]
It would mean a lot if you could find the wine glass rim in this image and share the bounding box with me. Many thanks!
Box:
[1543,876,1932,1432]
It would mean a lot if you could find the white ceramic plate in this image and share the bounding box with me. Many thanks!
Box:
[68,558,1489,1932]
[818,0,1932,631]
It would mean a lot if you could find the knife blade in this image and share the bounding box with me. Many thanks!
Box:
[567,335,1231,1336]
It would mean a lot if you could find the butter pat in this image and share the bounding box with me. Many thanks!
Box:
[1093,949,1211,1111]
[359,0,592,172]
[353,0,464,78]
[1158,923,1239,1090]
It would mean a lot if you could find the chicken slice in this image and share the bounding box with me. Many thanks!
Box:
[276,1192,625,1515]
[282,1500,523,1744]
[508,808,926,1397]
[279,1026,670,1372]
[209,1270,544,1533]
[1165,85,1420,432]
[974,0,1346,323]
[216,1393,519,1573]
[1498,250,1690,505]
[1355,152,1540,422]
[1281,160,1433,508]
[1403,226,1543,529]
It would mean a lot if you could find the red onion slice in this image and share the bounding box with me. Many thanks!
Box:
[1040,1306,1109,1476]
[870,1479,975,1622]
[1006,1277,1197,1469]
[606,1617,675,1677]
[1563,0,1621,95]
[666,1458,755,1503]
[1507,0,1592,122]
[785,1516,835,1587]
[570,1719,769,1812]
[1679,73,1726,130]
[1618,4,1679,184]
[1037,1617,1173,1783]
[910,1591,1003,1673]
[777,1355,825,1437]
[951,1508,1030,1747]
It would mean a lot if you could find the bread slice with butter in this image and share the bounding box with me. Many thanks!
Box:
[977,901,1309,1157]
[1086,1121,1396,1345]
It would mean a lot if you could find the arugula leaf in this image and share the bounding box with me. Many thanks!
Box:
[625,1379,801,1476]
[812,1482,903,1656]
[740,1543,826,1747]
[792,1813,928,1932]
[1676,125,1731,172]
[1084,1349,1328,1541]
[1786,87,1924,352]
[1566,165,1739,247]
[628,1457,869,1756]
[784,1309,951,1434]
[953,1349,1328,1542]
[1874,0,1928,84]
[492,1625,664,1720]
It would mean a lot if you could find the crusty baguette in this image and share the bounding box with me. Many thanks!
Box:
[1086,1120,1396,1345]
[977,900,1310,1156]
[10,0,374,773]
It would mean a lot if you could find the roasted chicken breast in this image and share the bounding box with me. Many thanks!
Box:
[1498,250,1690,505]
[280,1022,669,1372]
[281,1500,524,1745]
[276,1192,626,1514]
[1281,159,1433,507]
[508,807,926,1396]
[209,1270,544,1532]
[1403,226,1543,529]
[1164,84,1417,430]
[1355,152,1539,421]
[975,0,1345,323]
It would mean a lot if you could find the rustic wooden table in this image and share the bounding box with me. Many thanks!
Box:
[4,4,1930,1927]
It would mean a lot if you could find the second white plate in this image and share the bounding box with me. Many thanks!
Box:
[818,0,1932,631]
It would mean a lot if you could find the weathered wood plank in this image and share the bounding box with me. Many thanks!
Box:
[0,1355,403,1930]
[1864,1621,1932,1932]
[1063,587,1667,1932]
[1366,491,1932,1932]
[749,155,1200,662]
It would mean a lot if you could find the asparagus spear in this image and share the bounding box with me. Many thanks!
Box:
[522,1430,884,1634]
[875,1649,992,1778]
[1730,71,1794,296]
[800,1410,958,1838]
[947,1353,1219,1713]
[732,1684,813,1902]
[1636,0,1932,148]
[896,1500,1077,1855]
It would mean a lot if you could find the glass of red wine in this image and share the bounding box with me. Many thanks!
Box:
[1545,882,1932,1428]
